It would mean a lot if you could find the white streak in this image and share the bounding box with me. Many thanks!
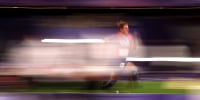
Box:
[126,57,200,62]
[41,39,105,43]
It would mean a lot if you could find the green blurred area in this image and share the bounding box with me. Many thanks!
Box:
[0,81,188,94]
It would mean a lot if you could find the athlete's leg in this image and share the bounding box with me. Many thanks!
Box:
[101,71,119,89]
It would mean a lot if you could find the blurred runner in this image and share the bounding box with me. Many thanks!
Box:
[102,20,141,89]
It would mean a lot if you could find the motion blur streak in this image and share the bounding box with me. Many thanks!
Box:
[41,39,105,43]
[126,57,200,62]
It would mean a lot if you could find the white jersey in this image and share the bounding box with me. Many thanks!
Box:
[107,33,134,58]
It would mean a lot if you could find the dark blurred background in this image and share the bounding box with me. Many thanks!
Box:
[0,0,199,93]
